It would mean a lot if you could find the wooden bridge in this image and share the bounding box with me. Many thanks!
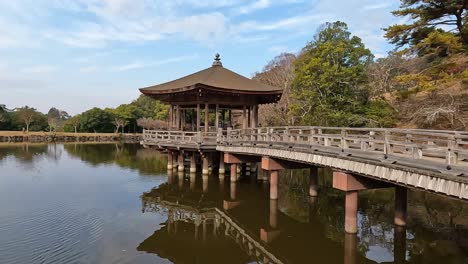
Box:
[142,126,468,234]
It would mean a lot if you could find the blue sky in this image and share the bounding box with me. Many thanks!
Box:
[0,0,401,115]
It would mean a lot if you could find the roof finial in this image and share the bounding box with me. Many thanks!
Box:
[212,53,222,67]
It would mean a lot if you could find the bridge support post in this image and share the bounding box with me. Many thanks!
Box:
[309,167,318,197]
[270,170,279,200]
[218,152,225,175]
[394,186,407,226]
[178,153,184,172]
[202,156,209,175]
[172,152,178,170]
[230,164,237,182]
[190,153,196,173]
[167,151,173,170]
[345,191,358,234]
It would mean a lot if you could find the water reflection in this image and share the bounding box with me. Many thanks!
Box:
[0,143,466,263]
[141,170,468,264]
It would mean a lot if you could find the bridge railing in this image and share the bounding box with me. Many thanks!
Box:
[143,130,218,146]
[221,127,468,166]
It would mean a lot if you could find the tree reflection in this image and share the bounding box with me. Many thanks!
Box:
[63,143,167,175]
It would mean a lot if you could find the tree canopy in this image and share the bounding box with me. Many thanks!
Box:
[290,21,394,127]
[384,0,468,48]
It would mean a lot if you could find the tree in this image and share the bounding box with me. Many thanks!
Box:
[16,106,41,132]
[253,53,296,126]
[291,21,376,127]
[384,0,468,47]
[64,115,82,133]
[79,108,114,133]
[131,95,169,120]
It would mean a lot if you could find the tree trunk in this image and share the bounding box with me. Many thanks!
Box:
[455,9,468,45]
[74,126,77,134]
[26,123,29,133]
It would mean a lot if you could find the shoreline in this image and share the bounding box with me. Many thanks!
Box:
[0,131,142,143]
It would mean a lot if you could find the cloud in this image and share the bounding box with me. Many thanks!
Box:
[22,65,57,74]
[237,0,271,14]
[111,54,199,72]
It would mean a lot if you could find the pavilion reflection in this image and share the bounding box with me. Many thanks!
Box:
[139,173,395,264]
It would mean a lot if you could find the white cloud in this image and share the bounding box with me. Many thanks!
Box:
[22,65,57,74]
[237,0,271,14]
[111,54,199,72]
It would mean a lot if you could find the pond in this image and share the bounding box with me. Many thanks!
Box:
[0,143,466,264]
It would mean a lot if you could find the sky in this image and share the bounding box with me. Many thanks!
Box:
[0,0,401,115]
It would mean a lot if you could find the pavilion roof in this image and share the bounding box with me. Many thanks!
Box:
[139,54,282,96]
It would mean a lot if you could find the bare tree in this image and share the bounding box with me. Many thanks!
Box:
[253,53,296,126]
[48,117,58,132]
[112,118,127,134]
[137,117,167,130]
[16,106,37,133]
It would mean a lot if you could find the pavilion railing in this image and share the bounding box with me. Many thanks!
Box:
[220,127,468,167]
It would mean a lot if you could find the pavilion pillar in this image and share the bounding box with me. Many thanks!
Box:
[191,109,195,131]
[270,170,279,200]
[394,186,407,226]
[309,167,318,197]
[168,105,173,129]
[219,152,225,176]
[215,104,219,129]
[253,105,259,128]
[205,103,209,132]
[181,109,185,131]
[178,152,184,172]
[229,110,232,128]
[175,105,180,130]
[190,153,197,173]
[197,104,201,131]
[242,105,247,129]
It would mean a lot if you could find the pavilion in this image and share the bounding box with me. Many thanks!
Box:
[139,54,282,132]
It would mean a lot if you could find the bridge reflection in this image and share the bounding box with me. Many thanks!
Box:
[139,173,410,264]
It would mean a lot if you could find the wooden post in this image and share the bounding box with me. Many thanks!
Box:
[191,109,195,131]
[248,106,251,128]
[345,191,358,234]
[215,104,219,129]
[176,105,181,130]
[230,164,237,182]
[270,170,279,200]
[219,152,225,175]
[242,105,247,129]
[190,153,196,173]
[196,104,201,131]
[309,167,318,196]
[169,104,173,129]
[178,153,184,172]
[202,156,209,175]
[205,103,209,132]
[394,186,407,226]
[167,151,173,170]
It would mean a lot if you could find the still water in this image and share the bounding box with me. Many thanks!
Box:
[0,143,466,264]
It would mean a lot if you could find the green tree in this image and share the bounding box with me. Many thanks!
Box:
[64,115,82,133]
[79,108,114,133]
[384,0,468,48]
[131,95,168,120]
[291,21,376,127]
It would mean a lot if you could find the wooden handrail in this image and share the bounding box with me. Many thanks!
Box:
[143,127,468,166]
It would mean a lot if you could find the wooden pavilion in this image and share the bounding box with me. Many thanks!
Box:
[140,54,282,132]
